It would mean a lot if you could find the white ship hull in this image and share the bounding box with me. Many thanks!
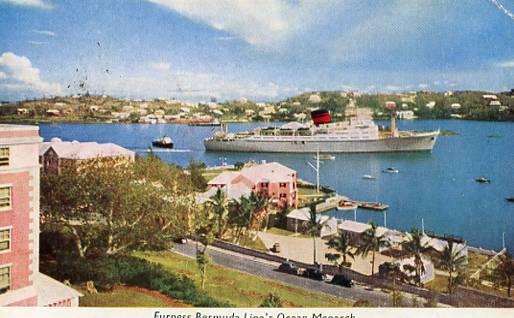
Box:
[204,132,439,153]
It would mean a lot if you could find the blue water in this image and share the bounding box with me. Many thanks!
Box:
[39,120,514,252]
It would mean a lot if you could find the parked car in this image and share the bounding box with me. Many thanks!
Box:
[302,267,326,281]
[330,274,354,288]
[277,261,300,275]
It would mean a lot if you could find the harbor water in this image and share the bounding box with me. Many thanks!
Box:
[39,120,514,252]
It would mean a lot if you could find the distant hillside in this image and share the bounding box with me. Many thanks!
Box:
[1,90,513,123]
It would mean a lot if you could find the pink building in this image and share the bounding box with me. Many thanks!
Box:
[207,162,298,208]
[0,125,81,307]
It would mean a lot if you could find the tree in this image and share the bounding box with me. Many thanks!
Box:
[491,252,514,297]
[305,205,329,265]
[259,292,283,307]
[440,240,467,294]
[325,231,355,269]
[188,160,207,191]
[251,192,270,232]
[206,188,229,238]
[401,229,430,286]
[40,156,192,258]
[357,222,390,276]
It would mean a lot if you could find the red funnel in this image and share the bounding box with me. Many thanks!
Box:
[311,109,331,125]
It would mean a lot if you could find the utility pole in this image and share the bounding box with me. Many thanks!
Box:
[307,144,321,193]
[421,217,425,235]
[384,210,387,228]
[502,232,506,250]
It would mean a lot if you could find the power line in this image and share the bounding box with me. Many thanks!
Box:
[490,0,514,21]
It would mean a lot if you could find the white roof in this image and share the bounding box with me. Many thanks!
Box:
[240,162,296,184]
[35,273,82,306]
[286,207,311,221]
[40,140,134,160]
[338,220,370,234]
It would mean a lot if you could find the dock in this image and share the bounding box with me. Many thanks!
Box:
[353,201,389,211]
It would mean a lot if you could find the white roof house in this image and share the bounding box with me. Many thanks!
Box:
[482,94,498,100]
[40,140,135,161]
[489,100,501,107]
[286,208,337,237]
[308,94,321,103]
[450,103,462,109]
[425,101,436,109]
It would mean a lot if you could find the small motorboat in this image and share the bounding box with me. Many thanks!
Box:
[314,154,336,160]
[382,167,399,174]
[362,174,376,180]
[337,200,358,211]
[152,136,174,148]
[475,177,490,184]
[505,197,514,203]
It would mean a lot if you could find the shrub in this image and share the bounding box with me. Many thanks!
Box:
[44,254,228,307]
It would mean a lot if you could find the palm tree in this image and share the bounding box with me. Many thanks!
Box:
[206,188,229,238]
[325,231,355,269]
[440,240,467,294]
[251,192,270,232]
[401,229,431,286]
[305,204,329,265]
[491,252,514,297]
[357,221,390,276]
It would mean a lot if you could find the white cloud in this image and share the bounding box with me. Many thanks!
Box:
[418,83,429,89]
[88,69,285,101]
[384,85,402,92]
[0,52,63,96]
[32,29,56,37]
[149,61,171,71]
[496,59,514,68]
[0,0,53,9]
[145,0,337,47]
[28,40,48,45]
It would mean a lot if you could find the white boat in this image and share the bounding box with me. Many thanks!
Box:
[313,154,335,160]
[362,174,376,180]
[205,99,439,153]
[337,200,358,211]
[382,167,399,174]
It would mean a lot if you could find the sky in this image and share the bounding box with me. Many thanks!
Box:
[0,0,513,102]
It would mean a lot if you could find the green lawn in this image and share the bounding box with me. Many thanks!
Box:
[266,227,311,239]
[135,251,353,307]
[77,285,190,307]
[467,251,492,274]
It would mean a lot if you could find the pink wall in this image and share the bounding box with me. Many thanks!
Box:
[0,171,33,290]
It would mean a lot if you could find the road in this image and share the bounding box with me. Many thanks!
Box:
[173,241,401,307]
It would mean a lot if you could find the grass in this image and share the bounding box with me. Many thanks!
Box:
[425,274,449,293]
[135,251,354,307]
[76,285,190,307]
[239,235,268,252]
[467,251,492,274]
[267,226,311,239]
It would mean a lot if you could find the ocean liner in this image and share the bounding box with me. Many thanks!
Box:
[204,99,439,153]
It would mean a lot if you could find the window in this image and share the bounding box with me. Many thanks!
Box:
[0,187,11,210]
[261,182,269,188]
[0,228,10,252]
[0,147,8,166]
[280,193,287,198]
[0,266,9,294]
[279,183,287,188]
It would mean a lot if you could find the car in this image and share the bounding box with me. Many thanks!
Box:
[330,274,354,288]
[302,267,326,281]
[277,261,300,275]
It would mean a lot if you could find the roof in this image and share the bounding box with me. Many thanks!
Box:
[196,183,253,204]
[338,220,370,234]
[286,207,330,223]
[240,162,296,184]
[40,140,135,160]
[34,273,82,306]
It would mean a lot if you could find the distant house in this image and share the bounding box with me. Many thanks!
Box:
[39,139,135,174]
[396,110,417,120]
[308,94,321,103]
[17,108,30,115]
[482,94,498,101]
[489,100,501,107]
[425,101,436,109]
[285,207,337,237]
[450,103,462,110]
[202,162,298,208]
[46,109,60,116]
